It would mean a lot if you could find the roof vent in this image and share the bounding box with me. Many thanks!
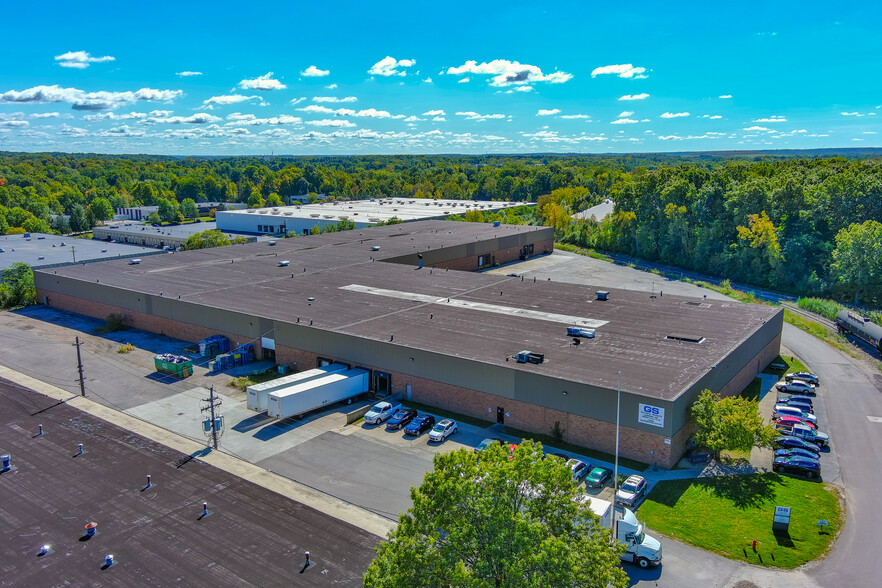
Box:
[595,291,609,301]
[666,333,705,344]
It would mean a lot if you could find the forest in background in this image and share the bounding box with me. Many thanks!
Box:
[0,151,880,307]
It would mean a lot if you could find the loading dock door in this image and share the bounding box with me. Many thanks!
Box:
[497,407,505,424]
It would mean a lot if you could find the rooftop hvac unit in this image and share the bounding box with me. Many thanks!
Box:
[267,241,277,246]
[278,260,290,266]
[370,246,381,251]
[129,259,142,265]
[567,326,596,338]
[595,291,609,301]
[247,209,256,213]
[516,350,544,364]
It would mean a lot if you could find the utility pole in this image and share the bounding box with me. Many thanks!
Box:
[201,386,222,450]
[74,336,85,397]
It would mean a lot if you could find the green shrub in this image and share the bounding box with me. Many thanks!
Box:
[797,297,844,320]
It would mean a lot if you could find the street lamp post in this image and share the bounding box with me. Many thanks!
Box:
[613,370,622,507]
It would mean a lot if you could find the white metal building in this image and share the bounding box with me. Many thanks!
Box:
[214,198,531,235]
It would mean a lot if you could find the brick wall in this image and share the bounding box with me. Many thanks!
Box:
[719,332,782,398]
[430,238,555,272]
[38,289,259,355]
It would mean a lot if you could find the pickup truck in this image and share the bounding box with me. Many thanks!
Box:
[781,423,829,447]
[363,401,401,425]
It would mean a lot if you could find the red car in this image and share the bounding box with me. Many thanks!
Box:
[775,415,817,430]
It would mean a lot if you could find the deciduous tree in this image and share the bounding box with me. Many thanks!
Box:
[691,390,777,460]
[830,220,882,305]
[364,440,627,588]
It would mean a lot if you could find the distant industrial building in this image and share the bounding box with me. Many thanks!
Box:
[34,220,781,468]
[116,202,246,221]
[0,232,159,271]
[94,221,257,249]
[215,198,530,235]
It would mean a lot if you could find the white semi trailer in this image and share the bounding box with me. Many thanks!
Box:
[583,496,662,569]
[246,364,346,412]
[266,368,369,419]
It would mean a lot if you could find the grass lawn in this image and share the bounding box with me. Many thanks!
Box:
[640,474,842,568]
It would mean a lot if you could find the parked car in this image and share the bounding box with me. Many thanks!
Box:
[615,475,648,507]
[776,393,813,407]
[385,407,418,430]
[776,381,817,395]
[777,399,814,414]
[773,456,821,479]
[474,437,505,453]
[428,419,457,442]
[774,415,818,430]
[773,405,817,424]
[773,436,821,455]
[403,414,435,436]
[775,447,822,460]
[363,401,401,425]
[787,423,830,448]
[567,459,591,483]
[585,466,613,488]
[785,372,819,385]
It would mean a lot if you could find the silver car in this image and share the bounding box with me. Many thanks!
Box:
[428,419,457,443]
[616,475,648,507]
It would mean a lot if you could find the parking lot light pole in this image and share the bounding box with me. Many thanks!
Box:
[613,371,621,506]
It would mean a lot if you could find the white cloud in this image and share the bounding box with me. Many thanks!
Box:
[81,111,149,122]
[611,118,638,124]
[699,114,723,119]
[0,85,182,110]
[404,115,423,122]
[176,71,202,77]
[238,72,286,91]
[325,83,338,89]
[203,95,262,107]
[368,56,416,77]
[55,51,115,69]
[59,124,89,136]
[456,111,506,121]
[561,114,590,119]
[312,96,357,103]
[754,116,787,122]
[863,131,878,135]
[618,111,634,118]
[423,109,446,116]
[432,116,446,122]
[743,126,771,131]
[458,77,471,84]
[301,65,330,77]
[591,64,647,79]
[0,120,28,128]
[353,108,396,118]
[840,111,877,117]
[619,93,650,101]
[660,112,690,118]
[298,105,335,114]
[30,112,60,119]
[307,119,357,127]
[289,97,306,106]
[143,113,221,125]
[658,135,684,140]
[423,77,433,84]
[224,114,302,126]
[297,105,401,119]
[719,94,733,99]
[537,109,560,116]
[446,59,572,86]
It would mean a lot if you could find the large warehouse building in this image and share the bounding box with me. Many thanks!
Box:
[33,220,782,468]
[214,197,530,235]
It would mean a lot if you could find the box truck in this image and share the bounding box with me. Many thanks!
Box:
[247,364,346,412]
[266,368,368,419]
[581,496,662,569]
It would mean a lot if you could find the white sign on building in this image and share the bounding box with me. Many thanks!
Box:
[638,403,665,427]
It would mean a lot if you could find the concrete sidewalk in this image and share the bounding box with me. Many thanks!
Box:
[0,364,396,539]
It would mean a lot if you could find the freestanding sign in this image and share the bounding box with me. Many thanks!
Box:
[638,403,665,427]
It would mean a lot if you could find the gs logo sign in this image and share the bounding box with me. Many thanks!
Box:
[639,403,665,427]
[642,406,661,415]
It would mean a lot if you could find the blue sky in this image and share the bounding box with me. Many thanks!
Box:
[1,1,880,155]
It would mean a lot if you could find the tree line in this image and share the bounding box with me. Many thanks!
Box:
[1,151,880,305]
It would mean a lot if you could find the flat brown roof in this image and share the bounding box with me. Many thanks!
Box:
[0,379,378,586]
[39,221,779,401]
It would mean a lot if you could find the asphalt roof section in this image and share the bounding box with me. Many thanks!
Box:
[0,232,159,271]
[0,378,379,586]
[41,220,779,400]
